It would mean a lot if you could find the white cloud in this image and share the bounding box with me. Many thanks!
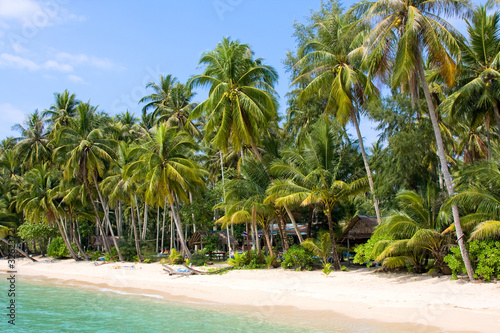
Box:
[43,59,72,72]
[0,0,41,21]
[0,52,39,70]
[56,52,117,70]
[67,74,84,83]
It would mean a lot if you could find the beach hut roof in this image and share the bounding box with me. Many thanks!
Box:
[339,215,378,242]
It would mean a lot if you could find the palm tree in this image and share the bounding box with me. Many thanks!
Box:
[43,90,80,132]
[16,164,80,260]
[374,188,452,274]
[53,102,118,256]
[101,142,144,261]
[12,110,51,170]
[353,0,475,280]
[440,4,500,133]
[189,37,279,161]
[293,11,382,224]
[126,124,205,259]
[267,121,369,270]
[449,156,500,240]
[216,155,273,256]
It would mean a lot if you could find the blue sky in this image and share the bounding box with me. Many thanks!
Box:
[0,0,482,146]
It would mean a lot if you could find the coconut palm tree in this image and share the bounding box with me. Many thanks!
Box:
[352,0,475,280]
[12,110,51,170]
[440,4,500,133]
[189,37,279,161]
[267,121,369,270]
[293,11,382,224]
[125,124,205,259]
[43,90,80,132]
[449,155,500,240]
[53,102,118,255]
[216,155,273,256]
[16,164,81,260]
[374,188,452,274]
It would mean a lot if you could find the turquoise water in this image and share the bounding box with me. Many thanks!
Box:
[0,277,331,333]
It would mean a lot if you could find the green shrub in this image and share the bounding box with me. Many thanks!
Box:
[353,234,390,266]
[90,251,102,261]
[281,245,315,271]
[104,247,118,262]
[168,248,184,264]
[190,253,209,266]
[227,252,246,267]
[265,254,276,269]
[444,240,500,282]
[322,263,333,276]
[47,237,76,258]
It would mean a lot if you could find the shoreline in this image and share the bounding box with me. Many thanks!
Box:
[2,258,500,332]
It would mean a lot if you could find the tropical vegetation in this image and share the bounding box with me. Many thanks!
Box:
[2,0,500,282]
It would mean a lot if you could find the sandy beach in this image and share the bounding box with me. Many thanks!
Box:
[2,258,500,332]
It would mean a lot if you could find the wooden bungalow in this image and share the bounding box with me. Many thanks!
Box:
[188,231,238,251]
[91,235,122,248]
[339,215,378,249]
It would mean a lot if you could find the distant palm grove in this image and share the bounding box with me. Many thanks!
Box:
[2,0,500,281]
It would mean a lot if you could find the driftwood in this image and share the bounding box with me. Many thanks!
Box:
[182,264,234,275]
[0,236,37,262]
[162,264,193,276]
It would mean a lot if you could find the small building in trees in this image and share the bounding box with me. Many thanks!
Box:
[339,215,378,249]
[188,231,238,251]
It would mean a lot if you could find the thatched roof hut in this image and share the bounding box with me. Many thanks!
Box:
[188,231,238,249]
[339,215,378,247]
[91,235,122,247]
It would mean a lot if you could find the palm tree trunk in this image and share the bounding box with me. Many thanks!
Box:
[171,193,192,259]
[156,206,160,252]
[162,199,167,252]
[415,53,474,281]
[351,111,382,224]
[85,182,111,254]
[252,206,261,255]
[117,201,123,237]
[250,142,263,163]
[262,223,274,257]
[56,218,80,260]
[135,195,142,238]
[277,211,290,252]
[142,202,148,241]
[73,220,90,260]
[130,204,144,262]
[245,222,251,257]
[307,206,314,239]
[325,208,341,270]
[93,174,124,262]
[284,204,304,243]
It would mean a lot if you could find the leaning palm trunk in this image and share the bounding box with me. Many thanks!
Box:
[73,220,90,260]
[262,223,274,257]
[93,174,124,262]
[351,111,382,224]
[85,183,111,254]
[170,193,192,259]
[284,204,304,243]
[130,204,144,262]
[251,206,261,255]
[56,217,80,260]
[325,209,341,270]
[415,53,474,281]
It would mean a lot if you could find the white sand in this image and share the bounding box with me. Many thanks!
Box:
[2,258,500,332]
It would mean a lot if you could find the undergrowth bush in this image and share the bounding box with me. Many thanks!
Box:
[281,245,315,271]
[444,240,500,281]
[47,237,76,258]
